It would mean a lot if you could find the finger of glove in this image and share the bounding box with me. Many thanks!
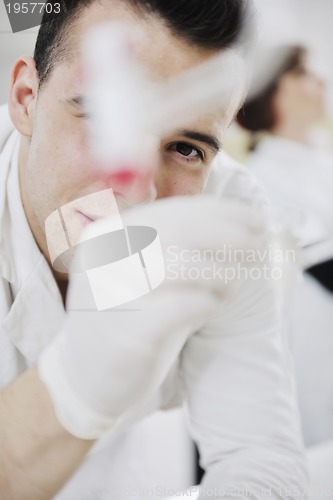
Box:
[81,195,268,254]
[122,195,267,234]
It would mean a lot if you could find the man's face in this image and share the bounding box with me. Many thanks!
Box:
[18,0,242,260]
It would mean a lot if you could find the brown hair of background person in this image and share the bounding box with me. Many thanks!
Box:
[236,46,306,142]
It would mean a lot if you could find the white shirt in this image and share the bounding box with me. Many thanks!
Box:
[246,136,333,252]
[0,106,308,499]
[246,135,333,447]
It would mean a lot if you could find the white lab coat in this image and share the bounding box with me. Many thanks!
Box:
[0,105,308,499]
[246,135,333,447]
[245,136,333,248]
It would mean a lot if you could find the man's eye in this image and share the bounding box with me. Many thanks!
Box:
[169,142,203,160]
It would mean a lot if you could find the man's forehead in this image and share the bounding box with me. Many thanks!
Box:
[71,0,222,80]
[48,0,244,135]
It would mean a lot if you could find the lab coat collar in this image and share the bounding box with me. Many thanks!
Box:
[1,256,65,363]
[0,105,65,363]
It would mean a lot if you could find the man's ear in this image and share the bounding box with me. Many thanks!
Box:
[8,55,39,137]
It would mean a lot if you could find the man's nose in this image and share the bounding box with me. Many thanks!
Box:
[97,165,157,206]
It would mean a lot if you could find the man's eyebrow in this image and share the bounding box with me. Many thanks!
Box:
[178,130,222,153]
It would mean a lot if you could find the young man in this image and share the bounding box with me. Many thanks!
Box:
[0,1,307,498]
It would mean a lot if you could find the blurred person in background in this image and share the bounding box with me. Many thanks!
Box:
[237,44,333,499]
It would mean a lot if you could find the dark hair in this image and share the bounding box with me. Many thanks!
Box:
[34,0,254,87]
[236,45,306,133]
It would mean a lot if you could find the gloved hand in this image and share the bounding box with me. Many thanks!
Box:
[38,195,267,439]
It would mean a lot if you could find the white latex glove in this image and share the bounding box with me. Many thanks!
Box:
[38,195,266,439]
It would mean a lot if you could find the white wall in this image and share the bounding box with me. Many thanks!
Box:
[254,0,333,115]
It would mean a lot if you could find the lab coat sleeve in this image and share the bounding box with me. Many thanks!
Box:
[180,274,309,499]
